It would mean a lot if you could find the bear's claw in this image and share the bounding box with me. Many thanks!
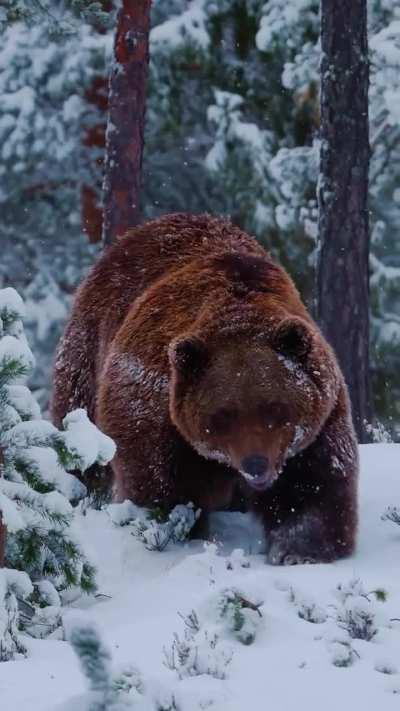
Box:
[266,513,336,566]
[268,551,317,566]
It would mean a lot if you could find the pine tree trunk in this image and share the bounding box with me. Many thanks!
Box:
[0,448,5,567]
[102,0,151,245]
[81,76,108,244]
[0,517,5,567]
[81,1,112,244]
[317,0,371,442]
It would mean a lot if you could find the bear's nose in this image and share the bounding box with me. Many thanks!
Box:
[241,455,269,479]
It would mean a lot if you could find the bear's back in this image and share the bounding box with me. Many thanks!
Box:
[94,213,264,293]
[78,213,266,339]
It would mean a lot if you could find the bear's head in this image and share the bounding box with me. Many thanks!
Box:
[168,317,340,491]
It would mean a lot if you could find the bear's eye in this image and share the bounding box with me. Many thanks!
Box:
[258,401,290,427]
[208,408,238,435]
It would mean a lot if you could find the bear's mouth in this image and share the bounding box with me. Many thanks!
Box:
[240,469,279,491]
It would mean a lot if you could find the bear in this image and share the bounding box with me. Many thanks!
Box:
[52,213,358,564]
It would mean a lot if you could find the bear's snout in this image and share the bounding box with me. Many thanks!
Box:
[240,454,278,491]
[241,455,269,478]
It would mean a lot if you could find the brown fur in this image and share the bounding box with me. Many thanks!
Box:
[52,213,358,564]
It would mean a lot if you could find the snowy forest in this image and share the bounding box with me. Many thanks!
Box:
[0,1,400,710]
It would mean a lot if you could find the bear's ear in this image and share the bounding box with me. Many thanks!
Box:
[273,318,312,360]
[169,336,209,376]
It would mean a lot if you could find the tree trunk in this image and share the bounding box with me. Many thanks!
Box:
[102,0,151,246]
[317,0,371,442]
[81,1,113,244]
[82,75,108,244]
[0,517,5,568]
[0,449,5,567]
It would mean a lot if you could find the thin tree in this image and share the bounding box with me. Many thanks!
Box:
[317,0,371,442]
[102,0,151,245]
[0,449,5,567]
[0,517,5,568]
[81,1,112,244]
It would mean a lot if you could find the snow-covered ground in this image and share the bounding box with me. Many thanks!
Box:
[1,443,400,711]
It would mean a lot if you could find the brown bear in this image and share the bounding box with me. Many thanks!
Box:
[52,213,358,564]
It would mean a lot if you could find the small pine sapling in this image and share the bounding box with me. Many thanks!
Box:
[66,615,177,711]
[69,620,114,711]
[67,617,144,710]
[288,586,327,624]
[333,579,379,642]
[382,507,400,527]
[336,599,378,642]
[365,422,393,443]
[164,608,233,680]
[133,503,201,551]
[374,659,398,675]
[218,588,263,645]
[328,637,358,668]
[108,501,201,552]
[0,288,116,654]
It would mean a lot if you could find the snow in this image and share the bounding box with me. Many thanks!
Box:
[256,0,317,53]
[0,568,33,600]
[62,409,116,470]
[107,500,143,527]
[1,444,400,709]
[0,288,26,322]
[5,385,41,421]
[0,335,35,375]
[0,478,73,530]
[0,490,27,532]
[370,19,400,126]
[150,0,209,54]
[1,419,58,450]
[22,446,86,501]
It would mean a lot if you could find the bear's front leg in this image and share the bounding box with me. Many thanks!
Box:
[252,389,358,565]
[96,351,179,507]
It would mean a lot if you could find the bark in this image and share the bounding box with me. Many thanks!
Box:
[102,0,151,245]
[0,448,5,567]
[82,75,108,244]
[81,1,113,244]
[317,0,371,442]
[0,517,5,568]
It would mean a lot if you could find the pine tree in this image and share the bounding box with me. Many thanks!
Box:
[0,287,116,657]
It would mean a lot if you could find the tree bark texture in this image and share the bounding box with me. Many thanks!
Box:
[317,0,371,442]
[81,1,113,244]
[82,75,108,244]
[102,0,151,245]
[0,516,5,568]
[0,448,5,567]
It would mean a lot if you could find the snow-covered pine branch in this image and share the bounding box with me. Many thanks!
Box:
[0,567,32,661]
[108,501,201,552]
